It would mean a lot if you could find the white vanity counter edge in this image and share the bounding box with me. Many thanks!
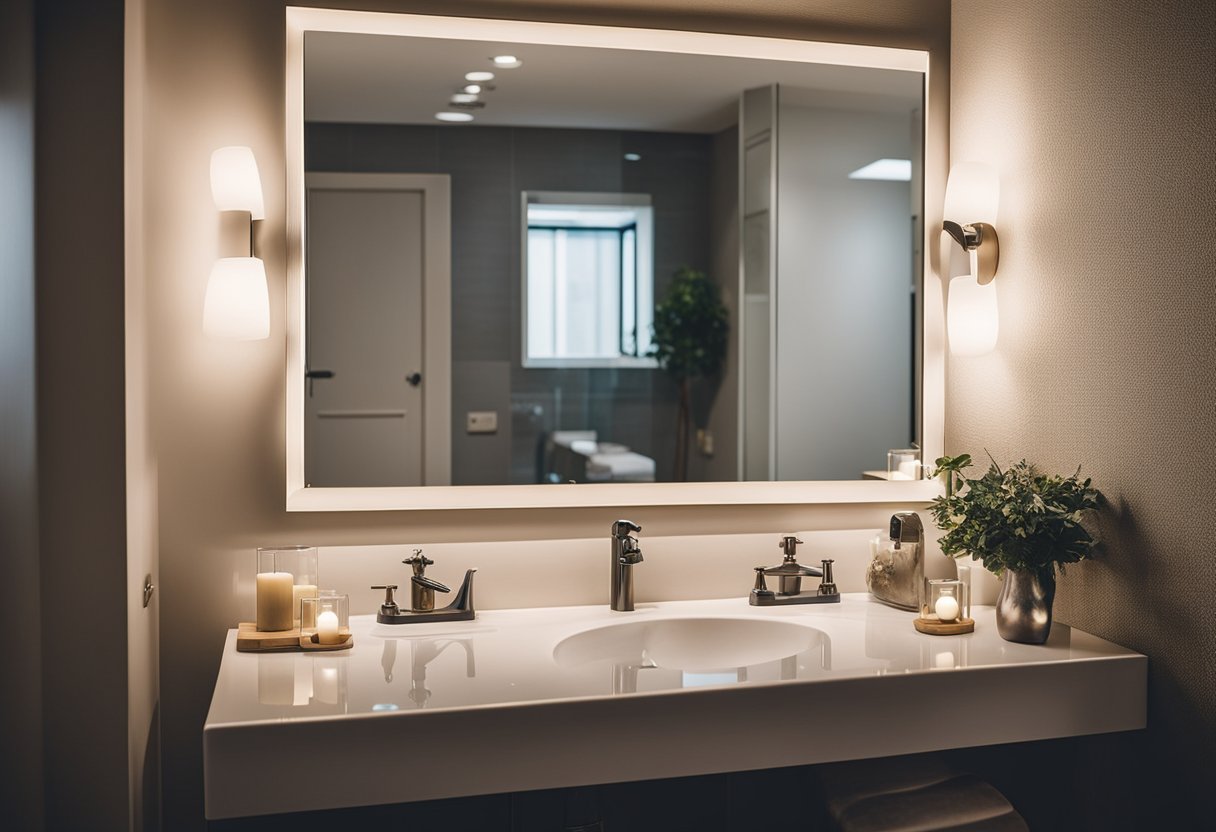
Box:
[204,594,1145,820]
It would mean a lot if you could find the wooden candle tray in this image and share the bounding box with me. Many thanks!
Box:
[236,622,354,653]
[913,616,975,636]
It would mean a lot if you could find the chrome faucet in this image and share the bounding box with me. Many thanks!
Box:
[610,520,643,611]
[749,535,840,606]
[372,549,477,624]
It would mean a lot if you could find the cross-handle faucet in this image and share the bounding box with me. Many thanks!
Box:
[611,520,643,611]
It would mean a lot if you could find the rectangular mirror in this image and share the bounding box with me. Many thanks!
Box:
[285,9,943,510]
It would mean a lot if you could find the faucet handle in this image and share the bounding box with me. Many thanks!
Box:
[371,584,401,613]
[618,535,643,565]
[779,535,804,558]
[412,574,451,594]
[403,549,434,573]
[818,559,838,596]
[612,519,642,538]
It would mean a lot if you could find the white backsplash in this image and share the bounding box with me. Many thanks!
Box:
[316,528,961,616]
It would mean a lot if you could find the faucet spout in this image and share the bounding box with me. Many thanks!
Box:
[611,520,643,611]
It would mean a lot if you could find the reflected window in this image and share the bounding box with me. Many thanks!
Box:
[523,192,655,368]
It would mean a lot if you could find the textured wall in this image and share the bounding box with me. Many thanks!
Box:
[948,1,1215,826]
[138,1,948,828]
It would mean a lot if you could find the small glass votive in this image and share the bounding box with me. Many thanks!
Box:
[302,592,349,645]
[954,561,973,619]
[921,578,969,623]
[887,448,921,480]
[256,545,319,628]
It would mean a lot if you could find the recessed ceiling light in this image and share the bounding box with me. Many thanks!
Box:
[624,153,641,162]
[435,111,474,123]
[492,55,522,69]
[848,158,912,181]
[450,93,480,104]
[465,71,495,82]
[462,84,483,94]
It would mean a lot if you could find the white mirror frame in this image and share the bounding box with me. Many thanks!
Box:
[285,7,945,512]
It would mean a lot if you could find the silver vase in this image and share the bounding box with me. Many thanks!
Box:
[996,568,1056,644]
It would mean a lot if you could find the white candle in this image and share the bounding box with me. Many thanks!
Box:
[935,594,961,622]
[292,584,318,625]
[898,459,920,480]
[256,571,295,632]
[316,609,341,645]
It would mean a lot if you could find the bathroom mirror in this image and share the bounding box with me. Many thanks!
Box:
[286,9,944,511]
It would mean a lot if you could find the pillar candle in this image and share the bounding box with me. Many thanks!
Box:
[256,571,294,631]
[292,584,318,625]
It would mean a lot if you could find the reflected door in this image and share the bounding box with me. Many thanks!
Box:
[306,184,424,486]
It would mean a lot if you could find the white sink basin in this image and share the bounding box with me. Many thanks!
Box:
[553,615,824,672]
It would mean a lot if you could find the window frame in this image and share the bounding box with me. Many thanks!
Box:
[520,191,658,370]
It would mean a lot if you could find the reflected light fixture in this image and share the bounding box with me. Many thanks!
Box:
[435,111,475,123]
[491,55,523,69]
[943,161,1000,356]
[848,158,912,181]
[205,146,269,340]
[465,70,495,82]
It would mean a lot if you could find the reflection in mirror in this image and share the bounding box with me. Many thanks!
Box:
[302,30,923,488]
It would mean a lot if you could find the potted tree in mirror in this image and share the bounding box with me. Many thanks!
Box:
[650,267,728,481]
[929,454,1102,644]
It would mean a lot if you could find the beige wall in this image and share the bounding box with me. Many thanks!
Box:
[948,1,1214,826]
[138,1,948,827]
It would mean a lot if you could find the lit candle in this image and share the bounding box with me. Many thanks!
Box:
[935,594,961,622]
[316,609,341,645]
[255,571,294,631]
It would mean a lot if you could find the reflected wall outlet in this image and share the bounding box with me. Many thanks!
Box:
[466,411,498,434]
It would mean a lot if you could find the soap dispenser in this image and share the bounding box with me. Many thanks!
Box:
[866,512,924,610]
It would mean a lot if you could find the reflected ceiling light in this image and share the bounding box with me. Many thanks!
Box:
[624,152,641,162]
[206,146,269,340]
[465,70,495,82]
[434,111,474,123]
[848,158,912,181]
[462,84,483,94]
[942,161,1001,356]
[491,55,522,69]
[450,93,480,104]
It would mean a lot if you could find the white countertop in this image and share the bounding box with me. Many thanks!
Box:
[205,594,1146,819]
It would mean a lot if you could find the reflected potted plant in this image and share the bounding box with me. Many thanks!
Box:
[650,267,729,481]
[928,454,1102,644]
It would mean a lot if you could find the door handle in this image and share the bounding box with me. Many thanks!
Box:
[306,369,334,398]
[406,372,422,387]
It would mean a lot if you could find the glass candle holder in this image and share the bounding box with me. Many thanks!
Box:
[953,561,973,620]
[256,545,319,628]
[921,577,969,623]
[301,592,349,645]
[887,448,921,480]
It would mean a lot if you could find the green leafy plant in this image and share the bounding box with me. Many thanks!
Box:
[649,267,729,480]
[928,453,1102,579]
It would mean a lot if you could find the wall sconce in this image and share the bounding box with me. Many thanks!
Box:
[942,162,1000,357]
[204,146,269,340]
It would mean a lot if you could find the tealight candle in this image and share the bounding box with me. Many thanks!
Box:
[935,594,961,622]
[316,609,341,645]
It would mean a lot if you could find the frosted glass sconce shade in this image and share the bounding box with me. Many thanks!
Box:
[210,146,265,220]
[943,161,1000,226]
[947,274,999,357]
[943,161,1001,355]
[204,257,270,340]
